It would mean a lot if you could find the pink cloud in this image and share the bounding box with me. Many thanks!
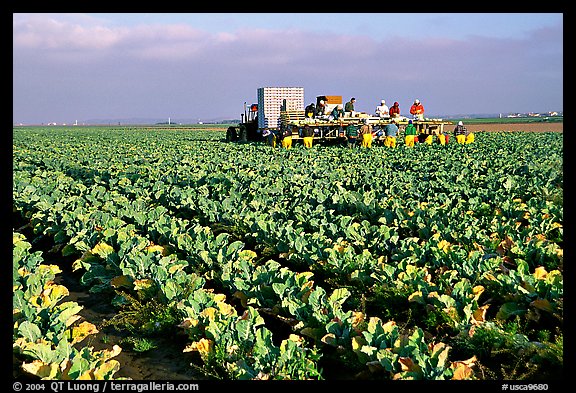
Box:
[13,14,124,50]
[13,15,381,64]
[13,13,562,122]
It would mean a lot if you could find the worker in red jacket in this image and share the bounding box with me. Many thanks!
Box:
[389,101,401,118]
[410,99,425,120]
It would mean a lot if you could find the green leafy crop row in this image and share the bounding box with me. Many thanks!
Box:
[13,127,563,380]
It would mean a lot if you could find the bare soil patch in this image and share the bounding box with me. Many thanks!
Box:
[55,270,208,381]
[456,122,563,133]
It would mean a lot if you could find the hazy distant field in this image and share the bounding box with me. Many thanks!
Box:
[449,117,563,133]
[451,116,563,124]
[27,117,560,134]
[459,122,563,133]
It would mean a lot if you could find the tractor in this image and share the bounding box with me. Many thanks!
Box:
[226,102,260,143]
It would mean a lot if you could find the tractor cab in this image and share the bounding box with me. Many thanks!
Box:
[226,102,259,142]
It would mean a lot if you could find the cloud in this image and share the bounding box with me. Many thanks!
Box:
[13,14,379,65]
[13,14,125,51]
[13,14,563,123]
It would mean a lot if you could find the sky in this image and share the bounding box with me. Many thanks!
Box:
[13,12,563,124]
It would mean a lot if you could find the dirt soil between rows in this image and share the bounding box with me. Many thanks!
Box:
[57,270,209,381]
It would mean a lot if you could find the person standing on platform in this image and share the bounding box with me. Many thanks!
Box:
[410,99,425,120]
[305,102,316,119]
[375,100,389,118]
[316,100,328,118]
[330,104,345,120]
[389,101,401,118]
[345,97,356,115]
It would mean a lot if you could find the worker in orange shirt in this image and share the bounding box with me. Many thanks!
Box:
[410,99,425,120]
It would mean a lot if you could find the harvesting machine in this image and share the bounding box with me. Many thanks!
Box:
[226,87,453,144]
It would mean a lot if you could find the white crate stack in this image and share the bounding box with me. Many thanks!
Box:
[257,87,304,129]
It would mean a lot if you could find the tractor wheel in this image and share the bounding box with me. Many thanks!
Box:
[226,127,237,142]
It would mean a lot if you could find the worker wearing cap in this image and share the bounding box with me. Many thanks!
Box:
[389,101,401,118]
[375,100,389,118]
[404,119,417,147]
[410,99,425,120]
[454,121,474,144]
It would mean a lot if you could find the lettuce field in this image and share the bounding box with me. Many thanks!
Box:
[13,126,563,381]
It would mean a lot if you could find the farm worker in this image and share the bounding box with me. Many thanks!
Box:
[268,129,277,147]
[437,132,447,145]
[330,104,345,120]
[345,123,359,148]
[383,119,399,148]
[316,100,328,118]
[436,127,449,145]
[410,99,425,120]
[302,125,314,148]
[375,100,389,118]
[416,131,432,144]
[404,120,417,147]
[345,97,356,115]
[389,101,401,118]
[373,125,385,139]
[305,103,316,118]
[454,121,474,144]
[359,120,373,148]
[281,127,294,149]
[262,128,271,144]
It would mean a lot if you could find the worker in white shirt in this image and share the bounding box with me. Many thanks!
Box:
[375,100,389,118]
